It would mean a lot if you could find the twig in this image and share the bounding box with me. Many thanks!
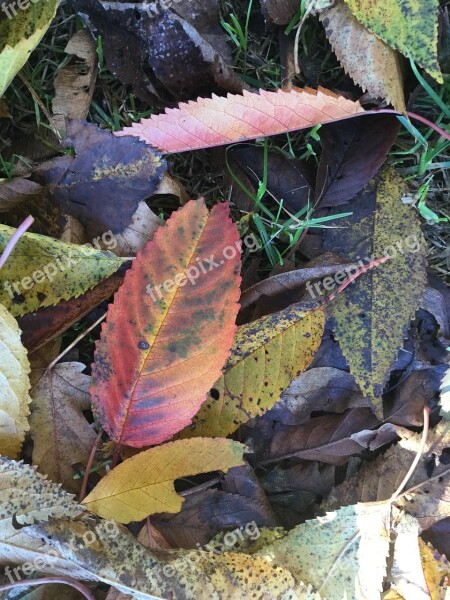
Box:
[79,429,103,502]
[0,215,34,269]
[389,405,430,502]
[0,577,95,600]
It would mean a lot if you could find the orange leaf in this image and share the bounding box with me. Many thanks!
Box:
[90,200,241,447]
[115,87,364,153]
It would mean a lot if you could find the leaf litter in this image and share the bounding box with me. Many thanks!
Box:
[0,0,449,598]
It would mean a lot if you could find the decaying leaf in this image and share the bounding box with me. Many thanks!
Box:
[320,1,406,112]
[260,0,302,25]
[0,303,31,458]
[257,502,391,600]
[91,200,241,447]
[82,438,247,523]
[257,409,397,466]
[343,0,442,81]
[18,269,126,353]
[177,302,324,439]
[0,457,88,579]
[32,120,166,238]
[0,225,126,316]
[323,167,427,411]
[29,362,97,494]
[111,202,161,257]
[418,540,450,600]
[316,114,400,207]
[77,0,243,103]
[52,29,97,133]
[324,421,450,531]
[116,87,365,153]
[0,0,60,96]
[0,177,44,213]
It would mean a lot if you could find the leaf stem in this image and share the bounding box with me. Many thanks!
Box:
[389,405,430,502]
[0,577,95,600]
[79,429,103,502]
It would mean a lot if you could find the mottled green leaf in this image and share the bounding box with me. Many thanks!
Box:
[0,226,126,316]
[0,1,59,96]
[323,167,427,413]
[343,0,442,82]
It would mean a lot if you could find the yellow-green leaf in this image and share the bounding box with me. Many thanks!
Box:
[0,1,60,96]
[82,438,247,523]
[323,167,427,413]
[321,0,406,112]
[177,303,325,439]
[343,0,442,82]
[0,303,31,457]
[0,225,126,316]
[257,502,391,600]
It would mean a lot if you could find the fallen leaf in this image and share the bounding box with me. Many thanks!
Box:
[421,287,450,338]
[177,302,324,439]
[18,268,126,353]
[324,421,450,531]
[323,167,427,411]
[0,177,44,212]
[265,366,369,426]
[343,0,442,82]
[91,200,241,447]
[320,0,406,112]
[384,367,446,427]
[418,539,450,600]
[32,120,166,238]
[260,0,301,25]
[0,457,87,579]
[316,114,400,207]
[227,146,315,214]
[110,202,160,258]
[0,303,31,457]
[0,225,126,316]
[82,438,247,523]
[29,362,98,494]
[257,409,397,466]
[116,87,365,153]
[77,0,243,102]
[261,461,336,498]
[52,29,97,133]
[0,0,59,96]
[257,502,391,600]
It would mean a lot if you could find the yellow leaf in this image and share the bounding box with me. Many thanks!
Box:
[419,539,450,600]
[177,303,325,439]
[343,0,442,82]
[320,1,406,112]
[0,302,31,457]
[82,438,247,523]
[0,1,60,96]
[258,502,391,600]
[0,225,126,316]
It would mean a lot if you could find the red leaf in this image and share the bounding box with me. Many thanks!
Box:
[115,87,364,153]
[90,200,241,447]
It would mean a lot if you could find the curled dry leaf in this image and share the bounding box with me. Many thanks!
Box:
[91,200,241,447]
[0,304,31,458]
[52,29,97,133]
[116,87,365,153]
